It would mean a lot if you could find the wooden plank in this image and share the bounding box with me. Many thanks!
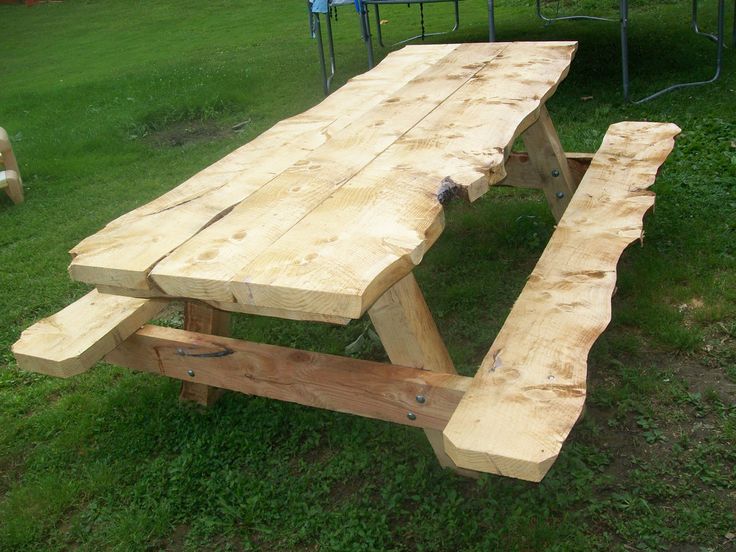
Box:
[0,170,24,204]
[220,42,577,319]
[368,273,478,476]
[179,302,230,406]
[521,105,576,221]
[0,127,21,176]
[12,290,166,378]
[105,324,471,431]
[96,284,352,325]
[442,121,681,482]
[0,127,23,204]
[498,152,592,190]
[67,44,460,291]
[148,43,510,303]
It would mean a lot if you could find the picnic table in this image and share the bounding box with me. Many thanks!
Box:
[13,42,680,482]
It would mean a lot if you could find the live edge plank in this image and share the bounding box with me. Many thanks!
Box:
[443,121,681,482]
[105,325,471,431]
[12,290,167,378]
[68,44,459,292]
[219,42,577,320]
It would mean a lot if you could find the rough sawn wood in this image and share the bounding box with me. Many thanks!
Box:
[67,42,578,320]
[105,325,470,430]
[67,44,459,291]
[442,121,681,482]
[11,290,166,377]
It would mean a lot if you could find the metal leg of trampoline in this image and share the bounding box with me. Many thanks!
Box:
[325,12,337,92]
[692,0,721,41]
[488,0,496,41]
[536,0,615,23]
[531,0,726,102]
[629,0,725,103]
[375,4,385,47]
[360,2,375,69]
[313,14,331,96]
[621,0,630,101]
[363,0,460,49]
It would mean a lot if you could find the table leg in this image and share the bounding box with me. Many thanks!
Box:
[180,301,231,406]
[521,105,576,222]
[368,273,478,477]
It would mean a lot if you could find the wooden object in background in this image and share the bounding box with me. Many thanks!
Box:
[0,126,24,204]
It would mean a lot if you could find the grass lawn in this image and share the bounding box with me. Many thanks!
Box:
[1,0,735,550]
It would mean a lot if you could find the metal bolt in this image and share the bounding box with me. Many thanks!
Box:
[407,412,417,421]
[187,369,195,377]
[415,394,426,404]
[551,169,560,178]
[555,191,565,199]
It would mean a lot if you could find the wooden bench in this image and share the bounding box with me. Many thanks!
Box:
[12,43,680,481]
[0,126,24,204]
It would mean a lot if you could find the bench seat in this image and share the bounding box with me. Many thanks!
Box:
[443,121,680,481]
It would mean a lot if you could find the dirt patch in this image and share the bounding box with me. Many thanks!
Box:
[328,476,363,503]
[164,524,190,552]
[639,349,736,403]
[146,120,232,148]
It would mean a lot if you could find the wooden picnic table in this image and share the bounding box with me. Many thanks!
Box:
[13,42,680,482]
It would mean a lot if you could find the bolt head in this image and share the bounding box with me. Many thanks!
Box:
[407,412,417,421]
[187,369,195,377]
[415,394,426,404]
[555,191,565,199]
[551,169,560,177]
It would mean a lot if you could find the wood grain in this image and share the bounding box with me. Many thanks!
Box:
[222,42,577,319]
[498,152,592,190]
[179,302,230,406]
[368,273,478,476]
[149,43,509,304]
[68,44,459,290]
[96,284,351,325]
[12,290,166,377]
[67,42,576,321]
[521,106,576,220]
[443,121,681,482]
[105,324,471,430]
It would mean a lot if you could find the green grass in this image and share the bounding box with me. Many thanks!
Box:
[1,0,735,550]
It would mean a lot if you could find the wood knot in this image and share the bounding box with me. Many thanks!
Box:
[437,177,460,206]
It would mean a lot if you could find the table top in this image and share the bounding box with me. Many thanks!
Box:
[69,41,577,322]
